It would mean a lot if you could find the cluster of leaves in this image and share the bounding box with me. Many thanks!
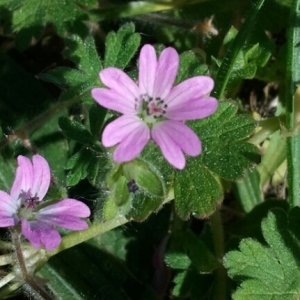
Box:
[0,0,98,49]
[225,207,300,299]
[50,23,261,222]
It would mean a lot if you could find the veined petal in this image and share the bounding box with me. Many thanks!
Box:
[0,191,19,226]
[10,163,22,200]
[152,122,185,169]
[21,219,61,250]
[31,155,51,201]
[91,88,136,114]
[154,121,201,156]
[100,68,140,100]
[113,122,150,162]
[38,215,88,231]
[165,76,214,106]
[38,199,90,218]
[153,47,179,99]
[102,115,146,147]
[10,156,33,199]
[166,97,218,121]
[139,44,157,96]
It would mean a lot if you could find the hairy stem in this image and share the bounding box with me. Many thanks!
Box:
[48,189,174,257]
[11,229,54,300]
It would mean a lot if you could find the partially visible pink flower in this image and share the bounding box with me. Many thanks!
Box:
[0,155,90,250]
[92,44,218,169]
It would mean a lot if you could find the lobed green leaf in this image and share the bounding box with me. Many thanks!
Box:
[224,208,300,299]
[104,23,141,69]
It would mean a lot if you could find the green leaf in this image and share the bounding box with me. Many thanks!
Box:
[89,104,107,139]
[175,101,260,219]
[41,35,102,103]
[196,101,260,180]
[175,164,223,219]
[65,148,94,186]
[165,252,192,270]
[230,200,289,241]
[98,228,133,261]
[173,271,212,300]
[104,159,166,221]
[175,51,208,84]
[123,160,165,198]
[166,230,219,273]
[212,0,268,99]
[126,193,164,222]
[0,154,15,191]
[166,230,217,299]
[224,208,300,299]
[104,23,141,69]
[102,195,119,221]
[111,176,131,207]
[59,116,94,145]
[86,153,107,187]
[233,169,263,213]
[9,0,97,49]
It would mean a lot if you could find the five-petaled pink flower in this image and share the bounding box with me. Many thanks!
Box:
[0,155,90,250]
[92,44,218,169]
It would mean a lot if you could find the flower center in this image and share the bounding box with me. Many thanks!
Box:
[18,191,40,220]
[136,94,168,124]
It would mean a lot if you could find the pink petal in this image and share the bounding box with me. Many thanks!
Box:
[10,163,22,200]
[152,124,185,169]
[113,121,150,162]
[91,88,136,114]
[153,47,179,99]
[138,44,157,96]
[21,219,61,250]
[100,68,140,100]
[166,97,218,121]
[38,215,88,231]
[31,155,51,200]
[151,121,202,169]
[102,115,146,147]
[0,191,19,226]
[38,199,90,218]
[10,156,33,199]
[165,76,215,106]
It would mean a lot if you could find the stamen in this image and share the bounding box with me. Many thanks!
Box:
[24,195,40,209]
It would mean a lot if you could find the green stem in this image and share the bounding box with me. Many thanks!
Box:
[48,214,128,257]
[286,0,300,207]
[247,116,282,145]
[0,96,81,149]
[48,189,174,257]
[210,210,227,300]
[212,0,266,99]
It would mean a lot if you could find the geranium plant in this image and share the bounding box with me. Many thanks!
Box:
[0,0,298,299]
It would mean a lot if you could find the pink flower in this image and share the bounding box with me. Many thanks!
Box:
[92,44,218,169]
[0,155,90,250]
